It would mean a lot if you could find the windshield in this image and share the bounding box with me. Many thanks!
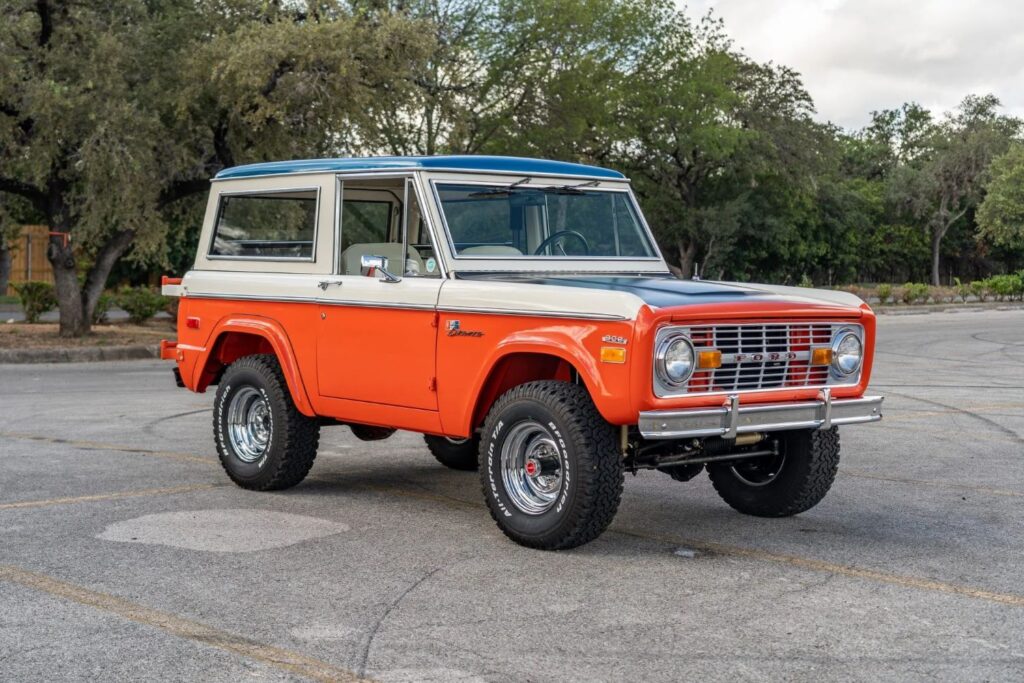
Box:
[435,182,655,258]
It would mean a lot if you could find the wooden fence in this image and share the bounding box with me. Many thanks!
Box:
[4,225,54,295]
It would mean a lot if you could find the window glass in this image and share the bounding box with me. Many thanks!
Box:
[340,200,392,253]
[435,183,653,258]
[339,181,441,277]
[210,190,317,259]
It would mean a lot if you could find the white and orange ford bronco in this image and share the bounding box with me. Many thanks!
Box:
[162,156,883,550]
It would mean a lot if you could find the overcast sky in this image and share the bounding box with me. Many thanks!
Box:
[681,0,1024,130]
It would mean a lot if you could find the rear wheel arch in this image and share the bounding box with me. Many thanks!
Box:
[197,321,314,417]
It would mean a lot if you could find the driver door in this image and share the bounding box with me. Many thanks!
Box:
[316,177,443,411]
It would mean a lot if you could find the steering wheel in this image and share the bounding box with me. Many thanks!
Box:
[533,230,590,256]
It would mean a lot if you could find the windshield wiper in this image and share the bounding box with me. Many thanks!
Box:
[540,179,601,194]
[468,176,532,197]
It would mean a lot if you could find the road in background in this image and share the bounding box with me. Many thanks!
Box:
[2,309,1022,681]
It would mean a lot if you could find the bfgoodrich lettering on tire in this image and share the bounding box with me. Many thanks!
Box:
[707,427,840,517]
[214,354,320,491]
[479,380,623,550]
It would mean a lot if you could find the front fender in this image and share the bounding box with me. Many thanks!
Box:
[438,316,636,436]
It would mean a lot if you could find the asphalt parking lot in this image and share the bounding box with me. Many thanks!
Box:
[1,309,1023,682]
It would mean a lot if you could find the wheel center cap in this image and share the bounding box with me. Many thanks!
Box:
[525,459,540,477]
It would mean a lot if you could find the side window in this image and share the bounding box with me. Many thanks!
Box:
[210,190,317,259]
[339,180,441,277]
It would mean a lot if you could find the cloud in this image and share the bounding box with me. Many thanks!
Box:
[681,0,1024,129]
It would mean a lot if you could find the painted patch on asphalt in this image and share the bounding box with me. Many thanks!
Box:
[97,509,349,552]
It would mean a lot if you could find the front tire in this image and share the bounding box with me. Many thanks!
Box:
[424,434,480,471]
[213,354,320,491]
[707,428,840,517]
[479,381,623,550]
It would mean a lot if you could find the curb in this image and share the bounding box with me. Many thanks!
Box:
[874,302,1024,315]
[0,344,159,364]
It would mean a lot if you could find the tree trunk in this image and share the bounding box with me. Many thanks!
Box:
[678,240,697,279]
[930,229,943,286]
[47,228,135,337]
[0,238,11,296]
[48,237,87,337]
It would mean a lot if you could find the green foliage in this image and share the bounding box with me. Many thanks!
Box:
[953,278,971,303]
[92,293,113,325]
[901,282,930,304]
[985,274,1024,300]
[876,283,893,305]
[798,274,814,288]
[977,144,1024,249]
[13,281,56,323]
[1,0,1023,326]
[116,286,167,325]
[970,279,990,302]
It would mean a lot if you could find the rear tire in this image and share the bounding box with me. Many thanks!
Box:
[213,354,320,491]
[707,428,840,517]
[479,381,623,550]
[424,434,480,471]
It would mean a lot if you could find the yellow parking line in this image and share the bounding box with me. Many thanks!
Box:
[0,431,212,465]
[0,484,223,511]
[0,565,367,682]
[612,529,1024,607]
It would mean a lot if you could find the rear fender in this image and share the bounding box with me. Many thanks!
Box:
[195,316,315,417]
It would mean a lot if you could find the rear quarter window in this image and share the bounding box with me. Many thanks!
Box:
[210,189,318,259]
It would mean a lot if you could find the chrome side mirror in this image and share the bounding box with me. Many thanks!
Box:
[360,254,401,283]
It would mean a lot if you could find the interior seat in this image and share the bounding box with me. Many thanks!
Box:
[458,245,524,256]
[340,242,424,275]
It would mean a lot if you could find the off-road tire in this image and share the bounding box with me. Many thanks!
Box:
[424,434,480,471]
[214,354,320,491]
[707,428,840,517]
[479,380,624,550]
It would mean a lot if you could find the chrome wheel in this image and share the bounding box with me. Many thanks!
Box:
[730,449,786,487]
[500,420,563,515]
[227,386,272,463]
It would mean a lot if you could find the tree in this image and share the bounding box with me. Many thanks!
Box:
[0,0,429,336]
[977,144,1024,249]
[887,95,1021,284]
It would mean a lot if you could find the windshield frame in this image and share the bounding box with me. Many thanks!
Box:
[427,176,667,271]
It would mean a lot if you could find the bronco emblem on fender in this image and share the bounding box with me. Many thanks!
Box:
[447,320,484,337]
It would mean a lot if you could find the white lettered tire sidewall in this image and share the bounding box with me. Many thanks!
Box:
[213,354,320,491]
[483,405,577,539]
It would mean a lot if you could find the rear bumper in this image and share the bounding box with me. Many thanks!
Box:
[638,391,883,440]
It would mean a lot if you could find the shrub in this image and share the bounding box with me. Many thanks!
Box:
[91,293,113,325]
[987,273,1024,301]
[117,286,167,325]
[13,281,57,323]
[798,273,813,288]
[876,283,893,305]
[953,278,971,303]
[969,279,989,302]
[929,286,955,304]
[901,282,929,304]
[164,295,180,321]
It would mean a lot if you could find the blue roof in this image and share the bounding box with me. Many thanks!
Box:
[214,155,626,180]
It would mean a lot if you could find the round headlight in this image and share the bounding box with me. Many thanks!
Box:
[656,335,695,386]
[831,330,863,376]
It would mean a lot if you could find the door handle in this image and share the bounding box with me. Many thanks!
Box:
[318,280,343,291]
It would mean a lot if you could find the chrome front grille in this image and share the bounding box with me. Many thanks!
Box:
[654,322,860,397]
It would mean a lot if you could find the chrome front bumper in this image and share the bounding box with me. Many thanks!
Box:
[638,391,884,440]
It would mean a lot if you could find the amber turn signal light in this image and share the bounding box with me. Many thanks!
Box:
[600,347,626,364]
[811,347,833,366]
[698,350,722,369]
